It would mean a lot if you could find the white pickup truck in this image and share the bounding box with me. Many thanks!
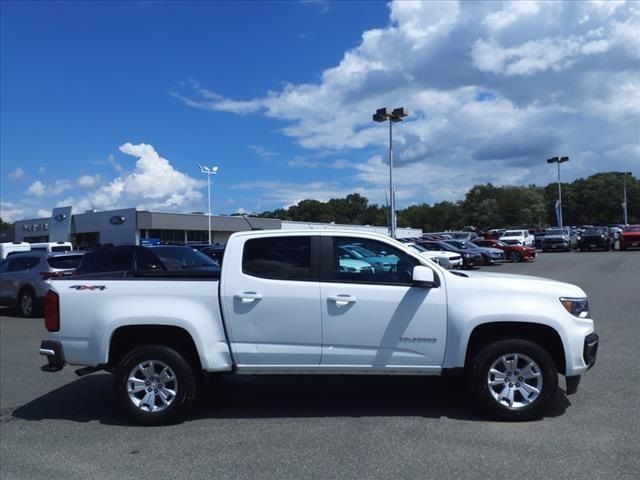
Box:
[40,230,598,425]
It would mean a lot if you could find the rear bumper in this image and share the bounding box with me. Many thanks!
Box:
[40,340,65,372]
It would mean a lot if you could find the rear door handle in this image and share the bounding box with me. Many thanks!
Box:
[327,294,357,306]
[234,292,263,304]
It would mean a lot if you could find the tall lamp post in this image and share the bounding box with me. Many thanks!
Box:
[546,156,569,228]
[373,107,408,239]
[621,171,632,225]
[198,164,219,244]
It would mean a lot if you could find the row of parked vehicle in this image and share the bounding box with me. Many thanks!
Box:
[2,224,638,318]
[531,225,640,252]
[431,224,640,253]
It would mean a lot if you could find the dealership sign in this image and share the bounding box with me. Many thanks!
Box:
[109,216,125,225]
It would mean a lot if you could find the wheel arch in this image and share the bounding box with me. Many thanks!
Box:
[108,325,202,373]
[464,321,566,375]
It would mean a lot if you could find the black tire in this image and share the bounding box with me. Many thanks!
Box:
[470,339,558,421]
[115,344,197,426]
[508,251,521,262]
[17,289,37,317]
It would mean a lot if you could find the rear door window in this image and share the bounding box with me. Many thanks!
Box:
[242,236,312,281]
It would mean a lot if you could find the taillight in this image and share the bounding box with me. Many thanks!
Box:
[44,290,60,332]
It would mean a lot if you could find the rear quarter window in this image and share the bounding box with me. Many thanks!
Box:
[242,236,312,281]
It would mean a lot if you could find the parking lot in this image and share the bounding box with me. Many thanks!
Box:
[1,251,639,480]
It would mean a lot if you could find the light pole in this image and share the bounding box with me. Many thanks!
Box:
[373,107,408,239]
[546,156,569,228]
[621,171,632,225]
[198,164,219,244]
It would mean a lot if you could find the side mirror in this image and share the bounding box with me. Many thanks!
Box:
[412,265,437,288]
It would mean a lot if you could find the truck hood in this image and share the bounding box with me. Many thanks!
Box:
[449,270,586,297]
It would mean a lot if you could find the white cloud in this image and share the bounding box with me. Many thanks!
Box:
[37,167,46,174]
[248,145,278,159]
[26,181,46,197]
[482,1,541,32]
[0,201,25,223]
[9,167,25,180]
[77,174,101,188]
[27,179,73,197]
[61,142,204,213]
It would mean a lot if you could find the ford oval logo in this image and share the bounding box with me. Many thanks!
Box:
[109,215,125,225]
[54,214,67,222]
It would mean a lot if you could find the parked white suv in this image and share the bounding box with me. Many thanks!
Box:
[499,230,534,247]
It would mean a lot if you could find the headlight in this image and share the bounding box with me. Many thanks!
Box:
[560,297,590,318]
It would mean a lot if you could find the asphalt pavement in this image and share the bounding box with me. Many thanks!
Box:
[1,250,639,480]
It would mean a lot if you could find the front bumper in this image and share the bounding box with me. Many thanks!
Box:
[542,241,570,250]
[583,332,599,369]
[579,238,609,249]
[40,340,65,372]
[566,332,599,395]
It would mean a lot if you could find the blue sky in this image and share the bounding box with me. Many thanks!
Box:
[1,0,639,222]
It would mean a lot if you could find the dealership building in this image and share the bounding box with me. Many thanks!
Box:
[11,207,421,248]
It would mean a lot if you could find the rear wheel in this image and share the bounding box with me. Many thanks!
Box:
[115,344,197,425]
[470,339,558,421]
[18,289,36,317]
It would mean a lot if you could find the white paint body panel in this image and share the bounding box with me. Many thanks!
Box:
[45,230,595,379]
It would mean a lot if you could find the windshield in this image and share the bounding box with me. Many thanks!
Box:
[624,226,640,232]
[151,246,218,269]
[409,244,427,253]
[584,227,607,235]
[502,231,523,237]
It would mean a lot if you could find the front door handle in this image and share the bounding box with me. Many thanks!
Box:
[327,294,357,306]
[234,292,263,304]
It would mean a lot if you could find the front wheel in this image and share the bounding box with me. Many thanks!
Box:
[115,344,197,426]
[470,339,558,421]
[508,251,521,262]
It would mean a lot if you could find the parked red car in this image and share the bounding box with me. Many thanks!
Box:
[473,238,536,262]
[619,225,640,250]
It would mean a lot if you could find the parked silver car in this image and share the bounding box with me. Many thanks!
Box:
[0,251,84,317]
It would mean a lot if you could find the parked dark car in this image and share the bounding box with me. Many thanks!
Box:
[417,241,482,269]
[577,227,613,251]
[199,244,225,265]
[445,239,505,265]
[533,230,547,249]
[0,251,84,316]
[75,245,220,275]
